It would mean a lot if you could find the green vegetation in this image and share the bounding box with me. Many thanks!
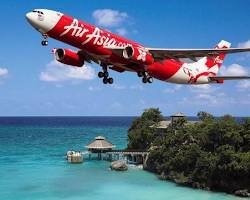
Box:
[128,109,250,196]
[128,108,164,149]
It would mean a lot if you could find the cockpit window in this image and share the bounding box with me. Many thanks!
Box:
[32,10,44,14]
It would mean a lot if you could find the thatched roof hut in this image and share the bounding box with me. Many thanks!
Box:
[171,112,185,117]
[85,136,115,152]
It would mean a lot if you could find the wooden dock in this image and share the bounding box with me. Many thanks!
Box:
[67,136,148,165]
[107,149,148,164]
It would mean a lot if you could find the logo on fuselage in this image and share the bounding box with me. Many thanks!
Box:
[60,19,129,47]
[137,48,147,62]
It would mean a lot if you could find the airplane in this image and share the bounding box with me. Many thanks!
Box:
[26,9,250,85]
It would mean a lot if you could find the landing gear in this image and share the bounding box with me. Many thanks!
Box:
[137,71,143,77]
[98,72,104,78]
[41,40,48,46]
[98,64,114,84]
[142,76,148,83]
[147,76,153,83]
[41,33,48,46]
[141,71,153,84]
[103,77,114,84]
[103,77,108,84]
[108,77,114,84]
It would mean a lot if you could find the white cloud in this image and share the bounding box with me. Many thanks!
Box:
[116,28,128,36]
[237,80,250,90]
[163,85,182,93]
[236,40,250,61]
[220,64,249,76]
[179,92,236,106]
[40,60,95,82]
[112,84,126,90]
[0,68,8,77]
[191,84,210,90]
[88,86,102,91]
[190,84,215,94]
[238,40,250,48]
[93,9,128,27]
[196,93,218,104]
[130,84,144,91]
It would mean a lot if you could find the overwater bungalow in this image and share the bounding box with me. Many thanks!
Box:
[83,136,147,164]
[85,136,116,160]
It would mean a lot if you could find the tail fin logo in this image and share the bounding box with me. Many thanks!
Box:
[205,40,231,69]
[214,56,224,64]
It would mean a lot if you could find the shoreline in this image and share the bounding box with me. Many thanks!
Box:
[142,166,250,198]
[142,153,250,198]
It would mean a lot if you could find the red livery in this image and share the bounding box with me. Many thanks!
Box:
[26,9,250,85]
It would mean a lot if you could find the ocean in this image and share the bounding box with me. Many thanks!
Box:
[0,117,245,200]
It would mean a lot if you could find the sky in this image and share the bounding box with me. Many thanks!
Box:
[0,0,250,116]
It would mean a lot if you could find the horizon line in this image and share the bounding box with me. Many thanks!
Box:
[0,115,249,118]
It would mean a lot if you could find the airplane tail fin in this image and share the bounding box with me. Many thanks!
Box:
[205,40,231,75]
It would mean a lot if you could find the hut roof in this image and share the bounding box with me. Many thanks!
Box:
[171,112,185,117]
[150,120,171,129]
[85,136,116,149]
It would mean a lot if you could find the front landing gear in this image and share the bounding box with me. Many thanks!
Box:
[98,64,114,84]
[41,33,48,46]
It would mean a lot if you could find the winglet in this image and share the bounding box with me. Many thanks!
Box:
[216,40,231,49]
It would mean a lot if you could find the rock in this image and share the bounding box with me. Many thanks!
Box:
[192,182,201,189]
[159,172,168,180]
[234,189,250,197]
[143,153,157,172]
[110,160,128,171]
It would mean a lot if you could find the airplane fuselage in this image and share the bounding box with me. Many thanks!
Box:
[26,9,250,85]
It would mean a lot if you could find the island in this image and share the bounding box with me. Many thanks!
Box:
[127,108,250,197]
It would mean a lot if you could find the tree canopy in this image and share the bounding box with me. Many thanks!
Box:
[127,108,164,149]
[128,109,250,195]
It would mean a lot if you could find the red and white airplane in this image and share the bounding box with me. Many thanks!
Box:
[26,9,250,85]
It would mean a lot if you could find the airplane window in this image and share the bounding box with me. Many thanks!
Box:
[32,10,43,14]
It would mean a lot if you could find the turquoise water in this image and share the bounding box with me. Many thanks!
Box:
[0,117,245,200]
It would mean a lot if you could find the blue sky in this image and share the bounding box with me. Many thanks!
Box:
[0,0,250,116]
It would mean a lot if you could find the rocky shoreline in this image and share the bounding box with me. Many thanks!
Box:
[143,155,250,198]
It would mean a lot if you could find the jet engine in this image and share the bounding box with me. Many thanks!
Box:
[123,46,154,65]
[55,49,84,67]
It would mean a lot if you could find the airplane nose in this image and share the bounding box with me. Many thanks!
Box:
[26,9,63,33]
[26,12,34,23]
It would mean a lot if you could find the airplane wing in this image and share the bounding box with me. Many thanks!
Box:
[209,76,250,81]
[105,46,250,62]
[146,47,250,61]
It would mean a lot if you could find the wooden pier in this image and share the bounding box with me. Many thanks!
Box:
[107,150,148,164]
[67,136,148,165]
